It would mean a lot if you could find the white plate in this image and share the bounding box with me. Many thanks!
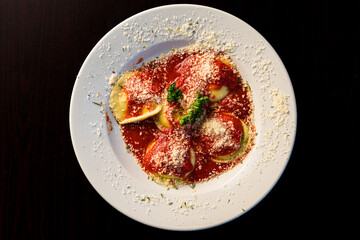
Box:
[70,4,297,230]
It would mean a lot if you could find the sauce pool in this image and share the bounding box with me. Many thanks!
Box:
[119,47,255,184]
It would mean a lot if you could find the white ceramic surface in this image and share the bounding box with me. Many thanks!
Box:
[70,4,297,230]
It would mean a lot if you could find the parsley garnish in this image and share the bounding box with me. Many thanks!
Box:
[166,83,183,103]
[179,93,209,126]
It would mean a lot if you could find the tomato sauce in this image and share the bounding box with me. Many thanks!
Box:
[119,47,255,185]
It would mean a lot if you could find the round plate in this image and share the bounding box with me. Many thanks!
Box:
[70,4,296,230]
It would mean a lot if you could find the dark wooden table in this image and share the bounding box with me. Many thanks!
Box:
[1,0,356,238]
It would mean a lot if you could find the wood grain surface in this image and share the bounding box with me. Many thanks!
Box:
[1,0,357,238]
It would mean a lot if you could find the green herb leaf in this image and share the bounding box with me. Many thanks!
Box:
[167,83,183,102]
[92,101,102,106]
[179,93,209,126]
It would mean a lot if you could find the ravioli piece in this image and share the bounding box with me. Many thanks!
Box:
[154,102,173,130]
[212,119,250,163]
[207,56,240,103]
[143,130,195,181]
[209,84,230,102]
[194,112,250,163]
[155,107,171,128]
[148,148,196,188]
[109,71,162,124]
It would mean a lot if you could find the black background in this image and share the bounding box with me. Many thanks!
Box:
[1,0,356,238]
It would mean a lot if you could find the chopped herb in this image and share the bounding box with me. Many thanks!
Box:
[168,202,173,205]
[160,193,164,198]
[190,183,196,189]
[92,101,102,106]
[166,83,183,102]
[179,93,209,126]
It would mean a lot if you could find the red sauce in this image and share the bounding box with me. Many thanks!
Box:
[119,47,255,185]
[105,110,113,134]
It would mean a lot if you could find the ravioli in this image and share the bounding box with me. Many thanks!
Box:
[212,118,251,163]
[193,112,250,163]
[209,85,230,102]
[109,71,162,124]
[143,129,196,184]
[154,105,172,129]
